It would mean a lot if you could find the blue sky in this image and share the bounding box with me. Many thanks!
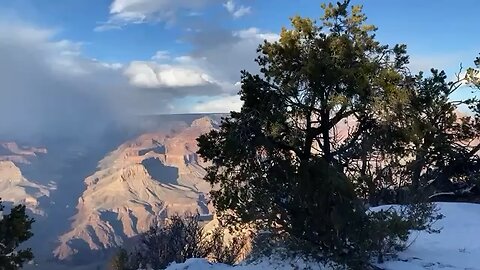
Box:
[0,0,478,122]
[3,0,478,64]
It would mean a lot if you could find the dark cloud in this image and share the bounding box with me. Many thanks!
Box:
[0,23,188,143]
[179,26,278,84]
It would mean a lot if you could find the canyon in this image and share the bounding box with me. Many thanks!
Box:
[0,114,222,269]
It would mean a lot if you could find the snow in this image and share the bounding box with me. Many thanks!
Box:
[166,259,229,270]
[166,257,325,270]
[380,203,480,270]
[166,203,480,270]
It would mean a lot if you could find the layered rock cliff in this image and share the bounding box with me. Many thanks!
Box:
[0,142,47,164]
[0,160,52,215]
[54,117,217,260]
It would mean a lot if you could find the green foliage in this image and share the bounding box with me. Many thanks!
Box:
[371,65,480,201]
[248,203,441,269]
[196,1,454,268]
[466,54,480,86]
[404,69,480,192]
[359,203,442,265]
[108,249,134,270]
[0,200,35,270]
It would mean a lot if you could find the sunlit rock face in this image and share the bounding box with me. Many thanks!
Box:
[0,141,47,164]
[54,116,218,261]
[0,160,52,215]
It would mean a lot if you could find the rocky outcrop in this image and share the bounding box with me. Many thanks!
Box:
[0,161,52,215]
[0,142,47,164]
[54,116,216,261]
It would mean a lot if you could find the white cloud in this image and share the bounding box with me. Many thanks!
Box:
[234,27,279,42]
[232,6,251,19]
[93,24,122,32]
[99,62,124,70]
[124,61,215,88]
[223,0,251,18]
[0,22,127,140]
[169,27,280,113]
[192,95,243,113]
[0,24,94,76]
[0,5,282,139]
[133,27,275,93]
[174,55,196,63]
[95,0,253,30]
[97,0,216,30]
[121,26,278,112]
[223,1,235,13]
[0,21,232,141]
[119,25,279,113]
[182,27,279,84]
[151,50,170,61]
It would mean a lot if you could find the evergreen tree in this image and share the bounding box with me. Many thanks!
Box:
[0,200,34,270]
[108,249,133,270]
[405,69,480,194]
[370,55,480,203]
[197,1,440,268]
[356,66,480,205]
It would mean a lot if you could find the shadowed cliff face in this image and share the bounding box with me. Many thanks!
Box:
[0,114,223,269]
[141,157,179,185]
[52,116,219,263]
[0,160,52,215]
[0,128,135,263]
[0,142,47,164]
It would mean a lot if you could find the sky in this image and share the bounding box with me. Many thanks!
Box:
[0,0,479,140]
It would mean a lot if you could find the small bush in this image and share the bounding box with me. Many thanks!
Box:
[203,226,249,264]
[134,213,207,269]
[359,202,442,265]
[249,202,441,270]
[108,248,137,270]
[110,213,249,269]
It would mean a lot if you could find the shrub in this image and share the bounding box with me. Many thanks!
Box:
[247,202,441,270]
[203,226,249,265]
[108,248,136,270]
[195,1,451,268]
[110,213,249,269]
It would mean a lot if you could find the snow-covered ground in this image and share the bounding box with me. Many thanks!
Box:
[166,257,324,270]
[166,203,480,270]
[381,203,480,270]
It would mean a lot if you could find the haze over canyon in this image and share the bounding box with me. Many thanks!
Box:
[0,114,222,269]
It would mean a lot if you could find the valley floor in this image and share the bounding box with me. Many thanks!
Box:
[166,203,480,270]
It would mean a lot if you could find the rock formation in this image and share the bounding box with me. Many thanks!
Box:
[54,116,217,261]
[0,141,47,164]
[0,160,51,215]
